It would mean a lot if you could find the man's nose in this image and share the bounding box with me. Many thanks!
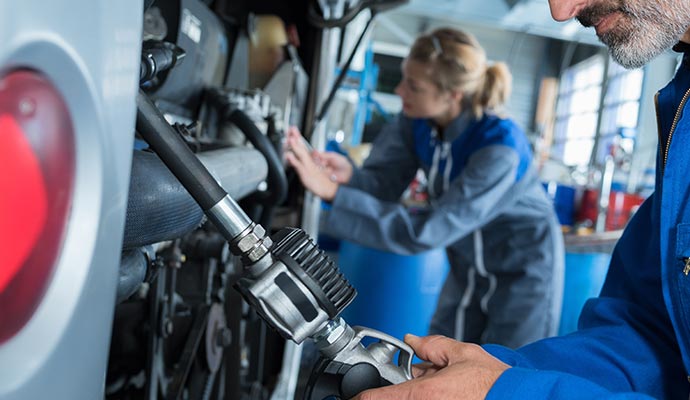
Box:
[548,0,586,21]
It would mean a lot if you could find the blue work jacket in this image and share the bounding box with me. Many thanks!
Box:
[485,52,690,399]
[323,112,557,258]
[322,111,565,347]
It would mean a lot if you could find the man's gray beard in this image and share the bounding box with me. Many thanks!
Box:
[603,31,672,69]
[602,24,679,69]
[598,4,689,69]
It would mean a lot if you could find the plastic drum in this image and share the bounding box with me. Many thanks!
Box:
[543,182,577,226]
[558,252,611,335]
[337,241,450,342]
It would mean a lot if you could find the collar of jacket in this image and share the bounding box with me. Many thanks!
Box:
[672,41,690,54]
[425,110,474,143]
[655,47,690,172]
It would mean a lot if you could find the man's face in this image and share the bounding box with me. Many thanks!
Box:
[549,0,690,68]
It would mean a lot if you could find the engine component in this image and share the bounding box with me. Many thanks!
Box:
[204,303,230,374]
[226,108,287,205]
[204,88,288,228]
[117,247,152,303]
[217,89,273,124]
[123,147,267,249]
[205,88,280,145]
[140,40,186,84]
[136,86,413,399]
[125,150,205,249]
[150,0,229,116]
[143,6,168,41]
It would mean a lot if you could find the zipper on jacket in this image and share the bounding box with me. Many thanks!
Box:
[660,87,690,172]
[683,257,690,276]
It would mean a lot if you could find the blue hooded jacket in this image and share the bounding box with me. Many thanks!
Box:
[322,111,565,347]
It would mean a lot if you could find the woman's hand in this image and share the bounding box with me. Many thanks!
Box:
[311,149,353,184]
[285,127,340,202]
[352,335,510,400]
[285,127,354,184]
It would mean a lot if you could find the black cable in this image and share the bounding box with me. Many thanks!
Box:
[311,14,376,135]
[227,109,288,207]
[136,90,227,210]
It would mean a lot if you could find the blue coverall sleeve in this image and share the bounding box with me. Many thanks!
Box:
[486,367,656,399]
[346,115,420,202]
[322,144,521,254]
[482,198,689,399]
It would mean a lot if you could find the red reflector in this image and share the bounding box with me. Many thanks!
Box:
[0,70,75,344]
[0,115,47,292]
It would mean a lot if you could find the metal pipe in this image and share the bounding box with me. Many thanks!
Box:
[596,155,615,232]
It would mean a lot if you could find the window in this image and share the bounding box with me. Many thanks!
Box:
[595,62,644,163]
[551,55,644,167]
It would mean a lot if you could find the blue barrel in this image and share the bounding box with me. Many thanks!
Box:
[337,241,450,342]
[558,252,611,335]
[543,182,577,226]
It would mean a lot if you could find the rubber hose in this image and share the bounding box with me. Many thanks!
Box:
[136,90,226,210]
[117,248,149,303]
[124,150,204,248]
[123,148,267,248]
[227,109,288,206]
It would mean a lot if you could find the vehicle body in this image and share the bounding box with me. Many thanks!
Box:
[0,0,142,398]
[0,0,406,398]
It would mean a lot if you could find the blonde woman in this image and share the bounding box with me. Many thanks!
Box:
[287,27,564,349]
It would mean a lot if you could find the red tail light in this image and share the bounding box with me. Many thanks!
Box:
[0,70,75,344]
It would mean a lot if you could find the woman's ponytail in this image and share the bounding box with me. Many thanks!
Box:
[472,62,512,117]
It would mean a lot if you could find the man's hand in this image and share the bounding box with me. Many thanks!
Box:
[352,335,510,400]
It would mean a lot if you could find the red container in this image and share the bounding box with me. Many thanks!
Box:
[575,189,645,231]
[606,191,645,231]
[576,189,599,227]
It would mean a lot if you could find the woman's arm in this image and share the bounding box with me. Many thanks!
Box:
[322,144,522,254]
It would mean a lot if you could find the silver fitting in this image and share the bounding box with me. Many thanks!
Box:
[312,318,354,358]
[207,195,253,239]
[231,222,273,263]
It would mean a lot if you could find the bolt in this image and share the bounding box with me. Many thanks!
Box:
[161,318,174,338]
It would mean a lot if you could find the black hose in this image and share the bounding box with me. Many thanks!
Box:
[117,248,150,303]
[136,90,227,210]
[227,109,288,206]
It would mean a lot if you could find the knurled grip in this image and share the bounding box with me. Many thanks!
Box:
[270,227,356,319]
